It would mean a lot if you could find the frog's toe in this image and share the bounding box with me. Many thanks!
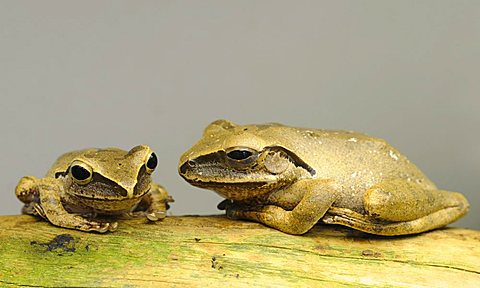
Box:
[126,210,166,221]
[146,211,166,221]
[96,222,117,233]
[31,203,50,220]
[108,221,118,232]
[84,221,117,233]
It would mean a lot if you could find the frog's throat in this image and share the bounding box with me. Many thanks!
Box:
[186,179,279,201]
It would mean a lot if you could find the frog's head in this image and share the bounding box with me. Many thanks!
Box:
[56,145,158,201]
[178,120,315,201]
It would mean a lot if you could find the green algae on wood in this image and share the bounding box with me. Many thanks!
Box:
[0,215,479,287]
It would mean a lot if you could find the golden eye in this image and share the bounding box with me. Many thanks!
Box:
[145,152,157,174]
[69,160,93,185]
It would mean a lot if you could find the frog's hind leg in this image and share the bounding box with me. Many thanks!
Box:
[323,179,469,236]
[131,183,174,221]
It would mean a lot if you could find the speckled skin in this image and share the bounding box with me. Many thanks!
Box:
[16,145,173,233]
[179,120,469,235]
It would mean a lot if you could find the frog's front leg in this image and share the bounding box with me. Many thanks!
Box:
[16,177,117,233]
[323,179,469,235]
[131,183,174,221]
[224,180,338,234]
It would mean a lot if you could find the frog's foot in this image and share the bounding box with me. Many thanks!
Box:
[132,183,173,222]
[126,210,166,221]
[43,210,118,233]
[48,212,118,233]
[61,211,117,233]
[74,219,118,233]
[145,211,166,221]
[323,180,469,236]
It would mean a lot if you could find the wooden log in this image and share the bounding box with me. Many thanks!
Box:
[0,215,479,287]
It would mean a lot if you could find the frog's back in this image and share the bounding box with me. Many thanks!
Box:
[255,124,436,190]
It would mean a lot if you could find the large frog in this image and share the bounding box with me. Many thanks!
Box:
[178,120,469,235]
[16,145,173,233]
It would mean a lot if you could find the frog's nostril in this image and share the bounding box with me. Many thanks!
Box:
[180,164,187,174]
[180,160,196,174]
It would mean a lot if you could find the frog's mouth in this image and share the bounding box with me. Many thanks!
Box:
[187,179,269,190]
[72,188,150,201]
[179,157,278,184]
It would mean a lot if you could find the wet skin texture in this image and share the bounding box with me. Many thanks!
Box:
[179,120,469,235]
[16,145,173,233]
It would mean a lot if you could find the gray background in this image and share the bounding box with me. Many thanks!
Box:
[1,1,478,229]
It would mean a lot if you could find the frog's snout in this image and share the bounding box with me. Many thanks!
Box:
[179,160,196,176]
[117,182,137,199]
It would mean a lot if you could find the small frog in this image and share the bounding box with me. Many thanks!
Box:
[16,145,173,233]
[179,120,469,235]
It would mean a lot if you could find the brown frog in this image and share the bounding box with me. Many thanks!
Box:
[16,145,173,233]
[178,120,469,235]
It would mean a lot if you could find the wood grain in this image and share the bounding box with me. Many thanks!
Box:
[0,215,479,287]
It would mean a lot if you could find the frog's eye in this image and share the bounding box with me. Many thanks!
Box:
[69,161,93,185]
[145,152,158,174]
[227,150,253,160]
[225,147,258,167]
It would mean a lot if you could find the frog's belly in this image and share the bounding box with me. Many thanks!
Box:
[332,187,367,215]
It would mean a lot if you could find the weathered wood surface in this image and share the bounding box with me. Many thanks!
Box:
[0,215,479,287]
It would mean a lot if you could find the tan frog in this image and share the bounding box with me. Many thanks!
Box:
[16,145,173,233]
[178,120,469,235]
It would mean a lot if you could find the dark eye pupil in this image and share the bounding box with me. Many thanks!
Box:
[147,153,158,170]
[71,165,91,181]
[227,150,253,160]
